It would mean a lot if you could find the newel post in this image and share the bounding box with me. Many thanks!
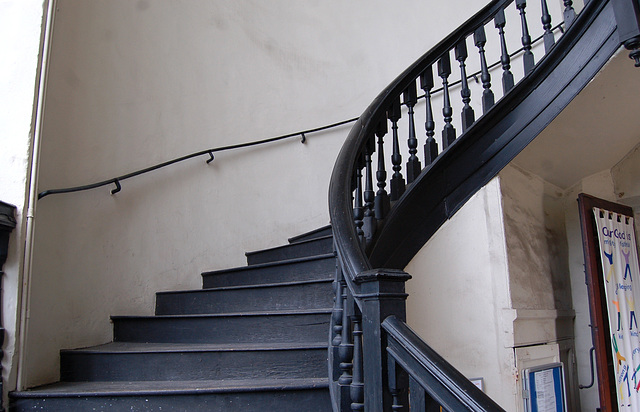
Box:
[0,201,17,412]
[353,268,411,412]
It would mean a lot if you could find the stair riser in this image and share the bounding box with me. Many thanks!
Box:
[60,348,327,382]
[288,226,332,243]
[113,313,330,344]
[156,282,333,315]
[246,237,333,265]
[10,389,332,412]
[202,257,335,288]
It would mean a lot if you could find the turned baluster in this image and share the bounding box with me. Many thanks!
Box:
[438,52,456,149]
[474,25,495,113]
[420,66,438,165]
[374,119,390,220]
[541,0,555,52]
[495,9,515,93]
[404,80,421,184]
[362,140,376,241]
[332,272,343,348]
[388,97,405,201]
[353,160,365,246]
[516,0,535,75]
[338,288,353,410]
[455,39,475,132]
[563,0,576,28]
[388,357,407,411]
[330,269,344,386]
[350,315,364,411]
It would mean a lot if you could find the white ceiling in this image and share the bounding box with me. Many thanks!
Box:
[511,49,640,190]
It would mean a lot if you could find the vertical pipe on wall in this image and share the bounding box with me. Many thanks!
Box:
[16,0,57,391]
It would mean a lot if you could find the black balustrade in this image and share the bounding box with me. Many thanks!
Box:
[328,0,595,409]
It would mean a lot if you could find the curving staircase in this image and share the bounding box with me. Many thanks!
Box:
[8,0,640,411]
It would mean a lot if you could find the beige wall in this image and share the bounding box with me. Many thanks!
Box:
[25,0,482,388]
[0,0,48,401]
[405,178,517,410]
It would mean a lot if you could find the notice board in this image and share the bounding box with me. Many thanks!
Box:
[522,363,567,412]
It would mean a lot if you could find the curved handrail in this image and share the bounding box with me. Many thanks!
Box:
[327,0,620,410]
[330,0,517,302]
[38,117,358,200]
[369,0,613,269]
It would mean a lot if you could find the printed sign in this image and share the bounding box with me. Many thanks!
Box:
[522,363,566,412]
[594,208,640,411]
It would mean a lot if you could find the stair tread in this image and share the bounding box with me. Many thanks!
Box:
[63,341,328,354]
[12,377,330,398]
[112,308,332,320]
[202,253,335,276]
[159,278,332,296]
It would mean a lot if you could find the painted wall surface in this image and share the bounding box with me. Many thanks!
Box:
[500,164,574,336]
[613,142,640,251]
[499,165,580,411]
[405,178,517,411]
[0,0,46,400]
[25,0,481,387]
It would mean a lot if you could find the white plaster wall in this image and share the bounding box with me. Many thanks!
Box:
[500,164,580,411]
[25,0,482,387]
[613,142,640,255]
[405,178,516,411]
[0,0,46,400]
[500,164,571,313]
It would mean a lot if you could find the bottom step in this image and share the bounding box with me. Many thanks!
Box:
[10,378,331,411]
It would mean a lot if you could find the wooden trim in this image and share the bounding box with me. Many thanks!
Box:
[577,193,634,412]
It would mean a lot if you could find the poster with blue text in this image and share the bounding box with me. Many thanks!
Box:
[594,208,640,411]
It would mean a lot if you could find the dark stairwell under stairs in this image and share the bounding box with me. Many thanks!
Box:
[10,226,335,411]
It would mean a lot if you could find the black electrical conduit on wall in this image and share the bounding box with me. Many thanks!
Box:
[37,23,561,201]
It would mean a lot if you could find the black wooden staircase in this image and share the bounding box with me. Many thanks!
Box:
[10,226,335,411]
[7,0,640,411]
